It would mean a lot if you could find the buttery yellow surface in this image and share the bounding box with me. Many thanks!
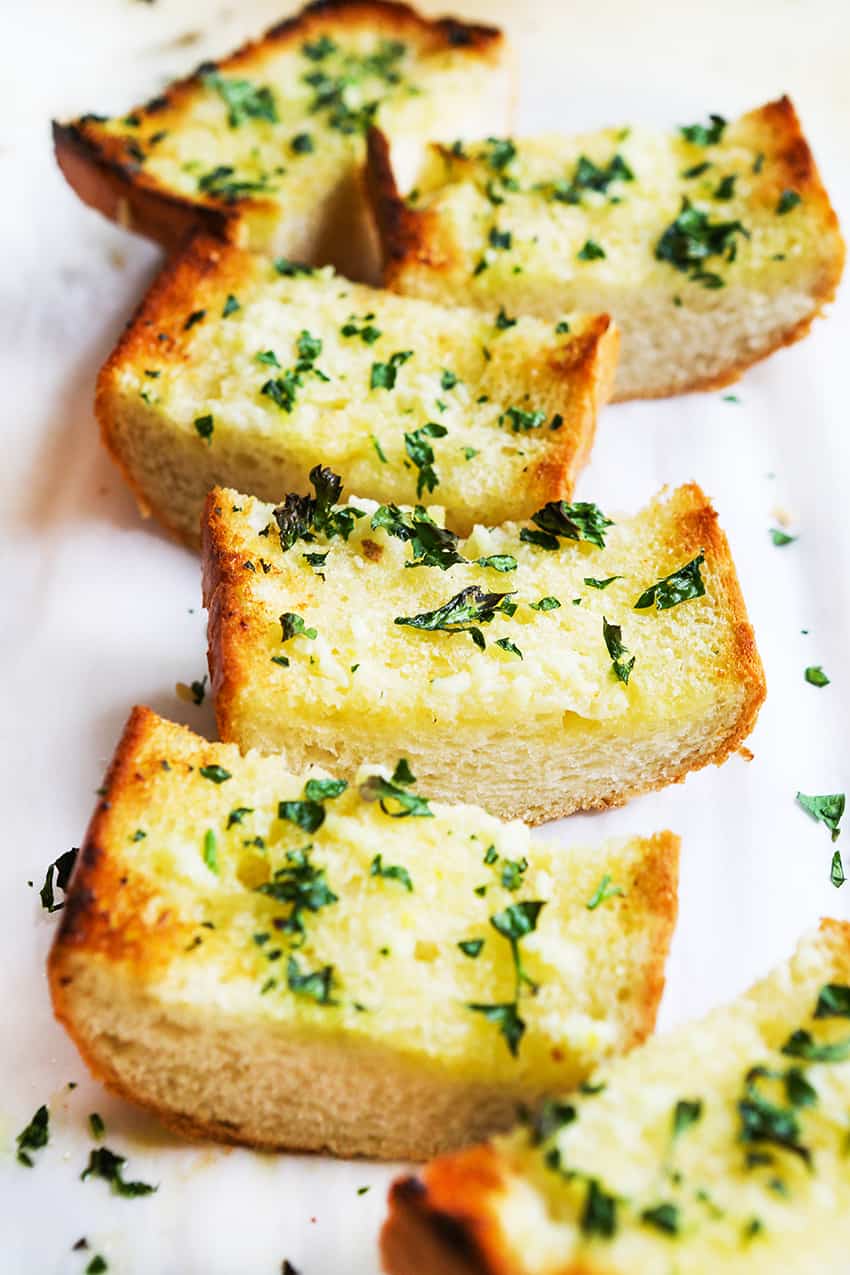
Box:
[492,927,850,1272]
[110,719,668,1087]
[408,111,824,302]
[219,484,735,730]
[119,261,595,515]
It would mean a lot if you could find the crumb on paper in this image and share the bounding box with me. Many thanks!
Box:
[738,746,754,762]
[771,505,794,528]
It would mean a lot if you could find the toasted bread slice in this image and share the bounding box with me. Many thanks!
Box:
[96,232,616,547]
[49,707,679,1160]
[201,476,765,823]
[53,0,513,280]
[367,97,845,398]
[383,920,850,1275]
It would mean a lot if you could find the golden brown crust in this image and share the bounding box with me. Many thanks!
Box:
[95,233,248,542]
[367,125,447,287]
[201,489,263,738]
[54,1,504,252]
[382,1147,513,1275]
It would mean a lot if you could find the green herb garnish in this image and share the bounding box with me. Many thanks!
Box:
[370,350,412,390]
[796,791,845,841]
[199,764,231,784]
[404,422,447,496]
[286,955,335,1005]
[39,848,78,913]
[359,774,432,819]
[634,553,705,610]
[370,853,413,892]
[680,114,726,145]
[203,72,278,127]
[586,873,625,910]
[16,1105,49,1167]
[603,617,634,684]
[777,189,801,215]
[394,586,516,650]
[520,500,612,551]
[81,1146,157,1197]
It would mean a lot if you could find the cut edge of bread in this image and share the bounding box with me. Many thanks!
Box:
[201,481,766,824]
[366,97,846,401]
[48,706,680,1160]
[53,0,508,259]
[95,231,618,549]
[380,917,850,1273]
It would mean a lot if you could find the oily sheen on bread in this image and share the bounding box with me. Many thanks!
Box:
[382,920,850,1275]
[53,0,513,280]
[49,707,679,1160]
[367,96,845,397]
[96,232,616,546]
[202,476,765,823]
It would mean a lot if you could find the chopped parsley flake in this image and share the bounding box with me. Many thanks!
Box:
[286,955,335,1005]
[370,853,413,892]
[255,846,337,939]
[81,1146,157,1197]
[805,666,829,687]
[777,189,802,215]
[521,500,613,551]
[370,350,412,390]
[655,198,747,287]
[458,938,484,958]
[194,414,214,442]
[680,113,726,145]
[202,829,218,873]
[476,555,517,572]
[603,618,634,684]
[39,847,78,913]
[634,552,705,610]
[394,586,516,651]
[404,422,447,496]
[586,873,625,910]
[359,773,432,819]
[501,406,546,432]
[577,239,606,261]
[770,528,796,546]
[16,1105,49,1167]
[203,72,278,127]
[796,791,845,841]
[495,636,523,659]
[199,764,231,784]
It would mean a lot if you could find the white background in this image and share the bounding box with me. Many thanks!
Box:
[2,1,849,1271]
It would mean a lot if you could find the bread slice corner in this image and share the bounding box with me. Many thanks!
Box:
[382,918,850,1274]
